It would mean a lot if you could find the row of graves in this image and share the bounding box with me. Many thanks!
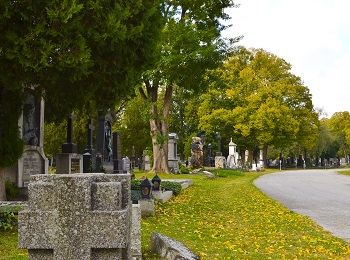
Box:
[4,90,182,198]
[4,91,131,198]
[4,91,196,259]
[188,132,265,171]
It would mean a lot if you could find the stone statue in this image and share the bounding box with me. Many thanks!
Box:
[104,122,113,160]
[190,136,204,169]
[23,94,38,146]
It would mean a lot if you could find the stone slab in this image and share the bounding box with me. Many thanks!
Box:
[131,204,142,260]
[138,198,155,217]
[163,179,194,189]
[150,232,199,260]
[153,190,173,203]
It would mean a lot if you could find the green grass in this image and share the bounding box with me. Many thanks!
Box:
[2,170,350,259]
[139,170,350,259]
[337,170,350,177]
[0,230,27,259]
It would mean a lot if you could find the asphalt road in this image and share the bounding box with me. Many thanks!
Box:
[254,169,350,242]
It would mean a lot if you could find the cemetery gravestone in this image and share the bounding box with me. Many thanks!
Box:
[214,132,226,169]
[226,138,240,169]
[189,136,204,169]
[168,133,179,173]
[143,151,151,171]
[4,90,49,190]
[56,116,83,174]
[96,112,114,172]
[83,119,96,173]
[113,132,123,173]
[122,157,131,173]
[18,173,132,259]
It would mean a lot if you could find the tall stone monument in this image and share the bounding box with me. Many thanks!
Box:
[189,136,204,169]
[18,173,132,259]
[226,138,240,169]
[4,90,49,190]
[96,112,114,172]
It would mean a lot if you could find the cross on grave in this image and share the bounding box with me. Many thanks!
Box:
[62,116,78,153]
[18,174,131,259]
[67,117,73,143]
[86,119,95,151]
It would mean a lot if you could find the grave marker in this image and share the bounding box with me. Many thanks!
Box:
[18,173,132,259]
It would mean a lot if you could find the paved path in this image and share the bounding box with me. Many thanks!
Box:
[254,169,350,242]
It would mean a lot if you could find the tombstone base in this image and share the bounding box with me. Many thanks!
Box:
[62,143,77,153]
[56,153,83,174]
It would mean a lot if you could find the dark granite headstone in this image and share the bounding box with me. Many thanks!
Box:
[113,132,122,173]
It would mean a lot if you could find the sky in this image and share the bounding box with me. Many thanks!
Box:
[223,0,350,118]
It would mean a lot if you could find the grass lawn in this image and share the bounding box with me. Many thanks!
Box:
[0,230,27,259]
[338,170,350,177]
[138,170,350,259]
[2,169,350,259]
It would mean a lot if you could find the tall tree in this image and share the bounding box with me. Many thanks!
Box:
[138,0,239,173]
[199,47,319,163]
[0,0,162,199]
[328,112,350,160]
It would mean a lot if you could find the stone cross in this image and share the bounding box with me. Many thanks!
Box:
[86,119,95,151]
[18,173,132,259]
[62,116,77,153]
[67,117,73,143]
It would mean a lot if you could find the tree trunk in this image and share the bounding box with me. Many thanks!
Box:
[0,167,6,201]
[140,81,173,173]
[263,145,268,168]
[150,120,170,173]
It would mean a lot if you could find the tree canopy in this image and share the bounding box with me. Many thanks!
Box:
[0,0,162,199]
[138,0,240,173]
[198,47,319,161]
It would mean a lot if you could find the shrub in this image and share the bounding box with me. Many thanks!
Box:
[0,205,22,230]
[131,179,143,190]
[5,180,20,200]
[131,190,141,204]
[131,179,183,197]
[161,181,182,196]
[179,162,190,174]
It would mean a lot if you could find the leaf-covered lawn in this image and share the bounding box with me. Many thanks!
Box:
[0,230,27,259]
[2,170,350,259]
[140,170,350,259]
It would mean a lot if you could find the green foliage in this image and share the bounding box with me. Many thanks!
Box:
[5,180,20,200]
[44,121,66,158]
[116,94,152,158]
[131,190,142,204]
[138,0,239,172]
[179,162,190,174]
[0,89,24,168]
[131,179,143,190]
[0,205,22,231]
[161,181,182,196]
[198,47,319,156]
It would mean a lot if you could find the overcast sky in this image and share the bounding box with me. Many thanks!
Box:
[223,0,350,118]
